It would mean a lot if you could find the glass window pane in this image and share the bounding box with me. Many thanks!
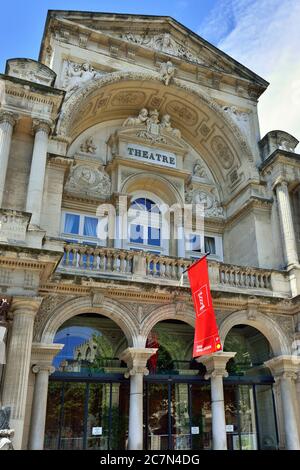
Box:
[60,382,85,450]
[130,224,144,243]
[64,213,80,234]
[148,227,160,246]
[204,236,216,254]
[44,381,63,449]
[238,385,258,450]
[190,383,212,450]
[187,233,201,252]
[147,383,169,450]
[255,385,278,449]
[83,217,98,237]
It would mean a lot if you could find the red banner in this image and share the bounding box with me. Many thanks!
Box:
[187,256,222,357]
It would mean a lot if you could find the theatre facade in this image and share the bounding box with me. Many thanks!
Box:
[1,10,300,451]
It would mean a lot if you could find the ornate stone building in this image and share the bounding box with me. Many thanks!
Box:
[0,10,300,451]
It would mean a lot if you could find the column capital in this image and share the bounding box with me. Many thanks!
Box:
[197,351,236,379]
[32,118,52,135]
[264,355,300,380]
[31,342,64,368]
[11,296,43,317]
[0,110,18,127]
[32,364,55,375]
[119,347,158,377]
[272,176,289,191]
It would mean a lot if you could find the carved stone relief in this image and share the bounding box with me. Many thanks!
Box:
[159,61,175,86]
[33,295,73,341]
[64,164,111,199]
[165,101,198,126]
[122,108,181,140]
[118,32,232,72]
[185,186,224,218]
[111,91,146,107]
[223,106,252,142]
[80,137,97,154]
[63,60,106,95]
[211,136,234,170]
[192,159,209,180]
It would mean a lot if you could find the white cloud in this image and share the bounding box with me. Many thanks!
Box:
[200,0,300,144]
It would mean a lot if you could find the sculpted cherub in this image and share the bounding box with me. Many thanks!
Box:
[123,108,149,127]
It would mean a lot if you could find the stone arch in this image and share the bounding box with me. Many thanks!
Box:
[140,303,195,347]
[56,71,257,197]
[219,310,291,356]
[39,296,139,348]
[122,172,184,206]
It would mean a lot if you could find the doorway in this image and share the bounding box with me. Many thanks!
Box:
[44,379,129,450]
[144,378,212,450]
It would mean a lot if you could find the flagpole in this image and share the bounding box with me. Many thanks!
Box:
[178,252,210,287]
[182,252,210,274]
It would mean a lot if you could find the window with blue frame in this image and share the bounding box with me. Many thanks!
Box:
[128,198,162,249]
[61,212,106,246]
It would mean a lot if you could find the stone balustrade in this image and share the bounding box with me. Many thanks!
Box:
[62,244,134,276]
[219,264,272,290]
[58,242,291,296]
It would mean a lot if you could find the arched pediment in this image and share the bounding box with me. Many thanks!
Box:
[56,72,258,196]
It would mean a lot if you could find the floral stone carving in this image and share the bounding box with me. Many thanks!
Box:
[185,187,224,218]
[64,164,111,199]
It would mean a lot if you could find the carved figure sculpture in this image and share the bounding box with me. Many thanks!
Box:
[123,108,149,127]
[159,61,175,86]
[80,137,97,154]
[65,62,101,92]
[160,114,181,139]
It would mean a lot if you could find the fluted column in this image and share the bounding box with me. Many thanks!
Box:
[0,111,18,207]
[119,347,157,450]
[275,180,299,267]
[2,297,42,449]
[26,119,51,226]
[199,352,236,450]
[265,356,300,450]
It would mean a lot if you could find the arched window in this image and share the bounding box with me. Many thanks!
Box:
[128,197,162,252]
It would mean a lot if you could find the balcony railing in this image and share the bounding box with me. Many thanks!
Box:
[58,243,290,297]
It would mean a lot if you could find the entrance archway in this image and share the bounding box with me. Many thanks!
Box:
[144,319,211,451]
[223,325,278,450]
[44,313,129,450]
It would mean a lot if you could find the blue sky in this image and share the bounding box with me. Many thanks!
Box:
[1,0,300,141]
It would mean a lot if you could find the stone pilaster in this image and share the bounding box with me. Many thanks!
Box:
[274,180,299,267]
[119,347,157,450]
[0,111,18,207]
[26,119,52,227]
[2,297,42,449]
[28,343,64,450]
[198,351,236,450]
[265,355,300,450]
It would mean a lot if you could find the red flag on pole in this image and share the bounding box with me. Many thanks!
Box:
[187,255,222,358]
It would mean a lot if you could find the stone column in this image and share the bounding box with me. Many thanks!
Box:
[0,111,18,207]
[199,352,236,450]
[26,119,51,227]
[119,347,157,450]
[275,180,299,267]
[2,297,42,449]
[28,343,64,450]
[265,355,300,450]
